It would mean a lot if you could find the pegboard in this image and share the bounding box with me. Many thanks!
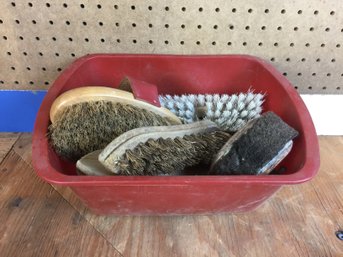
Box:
[0,0,342,94]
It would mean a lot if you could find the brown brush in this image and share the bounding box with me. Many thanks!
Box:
[98,120,231,176]
[48,86,182,161]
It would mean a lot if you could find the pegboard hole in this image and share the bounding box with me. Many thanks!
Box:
[100,38,105,43]
[149,40,153,44]
[181,24,185,29]
[321,43,325,47]
[215,8,220,12]
[83,21,87,26]
[312,73,316,76]
[132,23,136,27]
[232,8,237,13]
[116,39,121,43]
[28,3,33,7]
[286,58,290,62]
[245,26,250,30]
[270,57,275,62]
[7,52,11,56]
[336,87,341,90]
[132,39,137,44]
[68,37,73,42]
[248,8,253,13]
[297,73,302,76]
[39,52,43,56]
[55,53,60,57]
[11,2,16,7]
[258,42,263,46]
[227,42,232,46]
[131,5,135,10]
[212,41,216,45]
[274,42,279,47]
[23,52,27,56]
[15,20,20,24]
[213,25,218,29]
[295,86,298,90]
[301,58,306,62]
[0,19,3,24]
[181,7,186,12]
[316,58,321,62]
[149,23,153,28]
[309,27,314,31]
[314,10,319,15]
[0,81,4,84]
[29,81,34,85]
[229,25,234,30]
[115,22,119,27]
[326,73,331,77]
[264,9,269,14]
[164,40,169,44]
[44,82,49,85]
[180,41,184,45]
[165,24,169,28]
[322,86,327,90]
[19,36,24,40]
[294,27,298,31]
[283,72,287,76]
[49,20,54,25]
[14,81,19,85]
[261,26,266,30]
[57,68,62,72]
[297,10,302,14]
[3,36,8,40]
[308,86,312,90]
[26,67,31,71]
[63,3,67,8]
[242,42,247,46]
[35,37,40,41]
[199,7,203,12]
[11,67,15,71]
[165,6,170,11]
[84,38,89,42]
[197,25,202,29]
[281,9,286,14]
[46,3,51,8]
[196,41,201,45]
[99,22,103,26]
[290,43,295,47]
[277,26,282,31]
[148,6,152,11]
[331,59,336,62]
[325,28,330,32]
[32,20,37,24]
[336,44,341,48]
[97,4,102,9]
[71,53,76,57]
[42,67,46,71]
[305,43,310,47]
[330,11,335,15]
[66,21,70,25]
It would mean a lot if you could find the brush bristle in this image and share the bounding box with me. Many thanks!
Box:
[48,101,171,161]
[115,131,231,175]
[159,91,264,132]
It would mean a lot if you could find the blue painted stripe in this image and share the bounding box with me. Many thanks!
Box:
[0,90,47,132]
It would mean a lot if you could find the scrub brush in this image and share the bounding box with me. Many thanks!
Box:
[210,111,298,175]
[49,86,181,161]
[98,120,231,176]
[159,91,264,132]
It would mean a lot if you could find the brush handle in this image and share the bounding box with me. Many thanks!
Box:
[119,76,161,107]
[50,86,182,125]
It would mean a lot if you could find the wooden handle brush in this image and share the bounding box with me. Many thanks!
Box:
[48,85,182,161]
[97,120,231,176]
[50,86,181,124]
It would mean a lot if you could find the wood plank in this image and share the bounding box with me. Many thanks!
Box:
[0,150,122,257]
[0,133,20,163]
[12,134,343,256]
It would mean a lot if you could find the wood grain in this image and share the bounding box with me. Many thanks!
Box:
[0,133,19,163]
[3,134,343,257]
[0,138,122,257]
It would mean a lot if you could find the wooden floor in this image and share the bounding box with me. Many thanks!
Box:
[0,134,342,257]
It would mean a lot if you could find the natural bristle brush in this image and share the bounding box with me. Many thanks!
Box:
[159,90,264,132]
[95,120,231,176]
[49,79,182,161]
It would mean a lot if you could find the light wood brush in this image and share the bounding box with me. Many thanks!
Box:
[49,86,181,161]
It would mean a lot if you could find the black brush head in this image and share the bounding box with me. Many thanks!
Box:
[210,112,299,175]
[48,101,171,161]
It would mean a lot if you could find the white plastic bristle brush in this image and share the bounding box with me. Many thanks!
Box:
[159,91,265,132]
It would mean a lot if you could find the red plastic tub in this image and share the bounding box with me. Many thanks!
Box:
[32,54,320,215]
